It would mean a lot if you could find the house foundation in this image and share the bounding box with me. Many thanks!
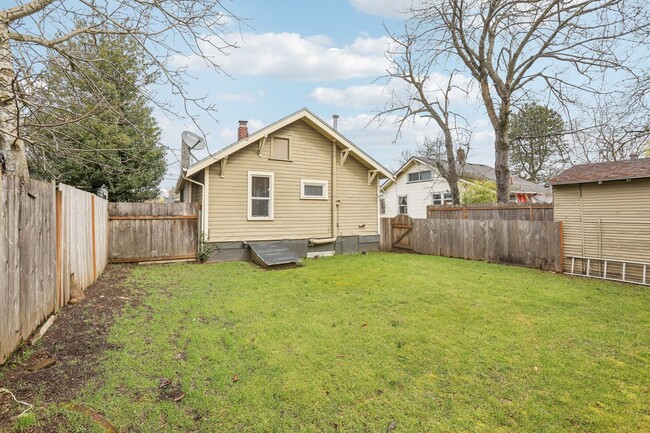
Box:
[205,235,380,263]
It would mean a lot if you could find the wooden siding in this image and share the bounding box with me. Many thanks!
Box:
[191,170,204,205]
[554,178,650,274]
[337,150,379,236]
[207,120,379,242]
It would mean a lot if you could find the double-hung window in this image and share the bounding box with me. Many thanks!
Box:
[248,172,274,220]
[432,192,453,205]
[398,196,408,214]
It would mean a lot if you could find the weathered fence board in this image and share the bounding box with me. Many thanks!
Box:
[1,176,57,364]
[427,203,553,221]
[108,203,199,263]
[57,184,109,307]
[381,216,562,272]
[1,176,108,364]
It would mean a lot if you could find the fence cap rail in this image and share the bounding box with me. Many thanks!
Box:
[427,203,553,210]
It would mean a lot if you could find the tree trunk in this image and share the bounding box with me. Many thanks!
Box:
[0,21,28,178]
[444,132,461,205]
[494,129,510,203]
[494,98,511,203]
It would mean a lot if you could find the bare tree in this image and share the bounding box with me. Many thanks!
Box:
[565,95,650,163]
[1,0,242,178]
[379,28,471,205]
[403,0,649,202]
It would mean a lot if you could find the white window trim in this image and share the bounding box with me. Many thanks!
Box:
[269,136,292,161]
[406,170,433,184]
[398,195,408,215]
[248,171,274,220]
[432,191,453,206]
[300,179,328,200]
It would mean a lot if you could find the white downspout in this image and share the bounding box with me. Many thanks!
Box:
[309,139,338,245]
[183,174,207,236]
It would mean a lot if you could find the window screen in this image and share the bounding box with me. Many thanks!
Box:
[304,184,324,197]
[250,175,271,218]
[271,138,290,160]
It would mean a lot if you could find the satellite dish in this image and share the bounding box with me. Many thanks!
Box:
[181,131,206,150]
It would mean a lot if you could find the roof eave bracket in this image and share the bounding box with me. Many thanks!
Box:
[258,135,268,157]
[220,156,228,178]
[340,148,351,166]
[368,169,379,185]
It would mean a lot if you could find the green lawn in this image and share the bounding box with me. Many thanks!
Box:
[34,254,650,431]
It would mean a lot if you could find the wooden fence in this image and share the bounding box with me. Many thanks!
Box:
[58,184,108,306]
[108,202,199,263]
[0,175,108,364]
[381,216,563,272]
[427,203,553,221]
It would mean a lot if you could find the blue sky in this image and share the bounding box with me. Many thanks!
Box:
[159,0,497,188]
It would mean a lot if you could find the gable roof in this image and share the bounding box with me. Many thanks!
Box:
[549,158,650,186]
[382,156,547,194]
[178,108,392,189]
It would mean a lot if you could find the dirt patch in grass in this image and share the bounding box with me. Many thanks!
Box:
[0,265,136,431]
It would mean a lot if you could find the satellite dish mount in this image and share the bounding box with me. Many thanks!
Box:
[180,131,206,169]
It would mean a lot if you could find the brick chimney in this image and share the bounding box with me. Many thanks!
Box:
[238,120,249,141]
[456,147,466,165]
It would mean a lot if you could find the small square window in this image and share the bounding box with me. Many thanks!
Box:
[271,137,290,160]
[301,180,328,200]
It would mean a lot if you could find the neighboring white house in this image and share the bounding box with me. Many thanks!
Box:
[381,156,550,218]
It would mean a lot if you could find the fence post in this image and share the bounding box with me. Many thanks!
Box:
[55,189,62,309]
[91,194,97,281]
[559,221,564,273]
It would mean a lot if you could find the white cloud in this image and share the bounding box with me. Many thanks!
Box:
[311,72,479,110]
[348,0,414,18]
[310,84,390,109]
[175,33,391,81]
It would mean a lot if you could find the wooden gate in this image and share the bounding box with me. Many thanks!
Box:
[391,215,414,250]
[108,202,199,263]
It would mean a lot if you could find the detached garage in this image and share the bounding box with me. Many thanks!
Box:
[550,158,650,285]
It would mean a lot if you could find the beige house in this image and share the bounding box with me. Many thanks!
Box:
[550,158,650,284]
[175,108,392,262]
